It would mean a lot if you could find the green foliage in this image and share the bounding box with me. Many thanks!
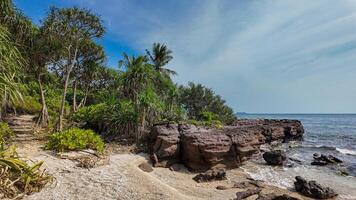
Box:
[178,82,236,124]
[73,100,138,137]
[12,95,41,114]
[188,112,223,129]
[45,128,104,152]
[0,122,14,150]
[0,146,51,198]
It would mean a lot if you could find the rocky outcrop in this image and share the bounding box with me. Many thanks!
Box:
[294,176,338,199]
[235,188,262,200]
[311,153,342,166]
[263,150,287,165]
[150,119,304,171]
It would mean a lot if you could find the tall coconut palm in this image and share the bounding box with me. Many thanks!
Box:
[146,43,177,76]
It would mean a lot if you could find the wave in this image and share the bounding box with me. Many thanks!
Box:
[336,148,356,156]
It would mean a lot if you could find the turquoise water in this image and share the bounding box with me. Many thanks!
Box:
[238,114,356,199]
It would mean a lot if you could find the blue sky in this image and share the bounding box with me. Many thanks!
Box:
[14,0,356,113]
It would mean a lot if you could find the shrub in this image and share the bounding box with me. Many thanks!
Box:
[0,122,14,150]
[0,146,51,198]
[45,128,104,152]
[12,96,42,114]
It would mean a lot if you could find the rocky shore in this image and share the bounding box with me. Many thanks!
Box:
[150,119,304,171]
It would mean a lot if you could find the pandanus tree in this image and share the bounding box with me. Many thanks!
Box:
[119,53,161,138]
[42,7,104,131]
[72,40,105,112]
[0,26,23,119]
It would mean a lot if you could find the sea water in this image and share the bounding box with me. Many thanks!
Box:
[238,114,356,199]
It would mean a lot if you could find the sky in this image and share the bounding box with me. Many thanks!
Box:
[14,0,356,113]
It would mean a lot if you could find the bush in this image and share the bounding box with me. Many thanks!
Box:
[0,122,14,150]
[0,146,51,198]
[73,100,138,138]
[45,128,105,152]
[12,96,42,114]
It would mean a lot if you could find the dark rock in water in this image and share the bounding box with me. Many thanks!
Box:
[257,193,300,200]
[288,157,302,164]
[311,154,343,166]
[234,188,262,200]
[138,162,153,172]
[216,185,229,190]
[294,176,338,199]
[192,169,227,183]
[263,150,287,165]
[150,119,304,171]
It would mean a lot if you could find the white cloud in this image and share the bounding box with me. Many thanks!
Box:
[71,0,356,113]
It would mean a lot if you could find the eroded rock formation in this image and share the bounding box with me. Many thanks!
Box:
[150,119,304,171]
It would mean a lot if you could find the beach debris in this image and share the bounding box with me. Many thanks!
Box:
[234,188,262,200]
[192,169,226,183]
[138,162,154,172]
[263,150,287,165]
[294,176,338,199]
[256,193,300,200]
[311,153,343,166]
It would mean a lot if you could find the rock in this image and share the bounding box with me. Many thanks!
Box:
[216,185,229,190]
[294,176,338,199]
[150,119,304,171]
[263,150,287,165]
[192,169,227,183]
[234,188,262,200]
[257,193,300,200]
[233,180,264,189]
[288,157,302,164]
[311,154,343,166]
[169,163,184,171]
[150,124,180,167]
[138,162,153,172]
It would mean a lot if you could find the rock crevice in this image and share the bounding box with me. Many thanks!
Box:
[150,119,304,171]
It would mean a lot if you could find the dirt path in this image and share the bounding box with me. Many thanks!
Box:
[16,141,308,200]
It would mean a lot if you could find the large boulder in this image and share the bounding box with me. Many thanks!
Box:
[294,176,338,199]
[150,119,304,171]
[263,150,287,165]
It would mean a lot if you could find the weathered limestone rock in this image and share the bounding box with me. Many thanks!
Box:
[150,119,304,171]
[294,176,338,199]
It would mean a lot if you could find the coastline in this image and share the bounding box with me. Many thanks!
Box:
[18,141,310,200]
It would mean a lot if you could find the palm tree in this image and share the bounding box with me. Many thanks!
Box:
[146,43,177,76]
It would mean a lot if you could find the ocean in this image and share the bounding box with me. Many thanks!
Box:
[238,114,356,199]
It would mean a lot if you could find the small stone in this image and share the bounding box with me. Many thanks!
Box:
[169,163,184,171]
[294,176,338,199]
[216,185,229,190]
[138,162,153,172]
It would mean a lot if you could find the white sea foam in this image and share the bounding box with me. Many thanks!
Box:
[336,148,356,156]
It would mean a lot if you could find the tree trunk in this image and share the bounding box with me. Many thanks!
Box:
[37,75,49,128]
[72,80,77,112]
[138,107,146,140]
[78,85,89,109]
[56,47,78,132]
